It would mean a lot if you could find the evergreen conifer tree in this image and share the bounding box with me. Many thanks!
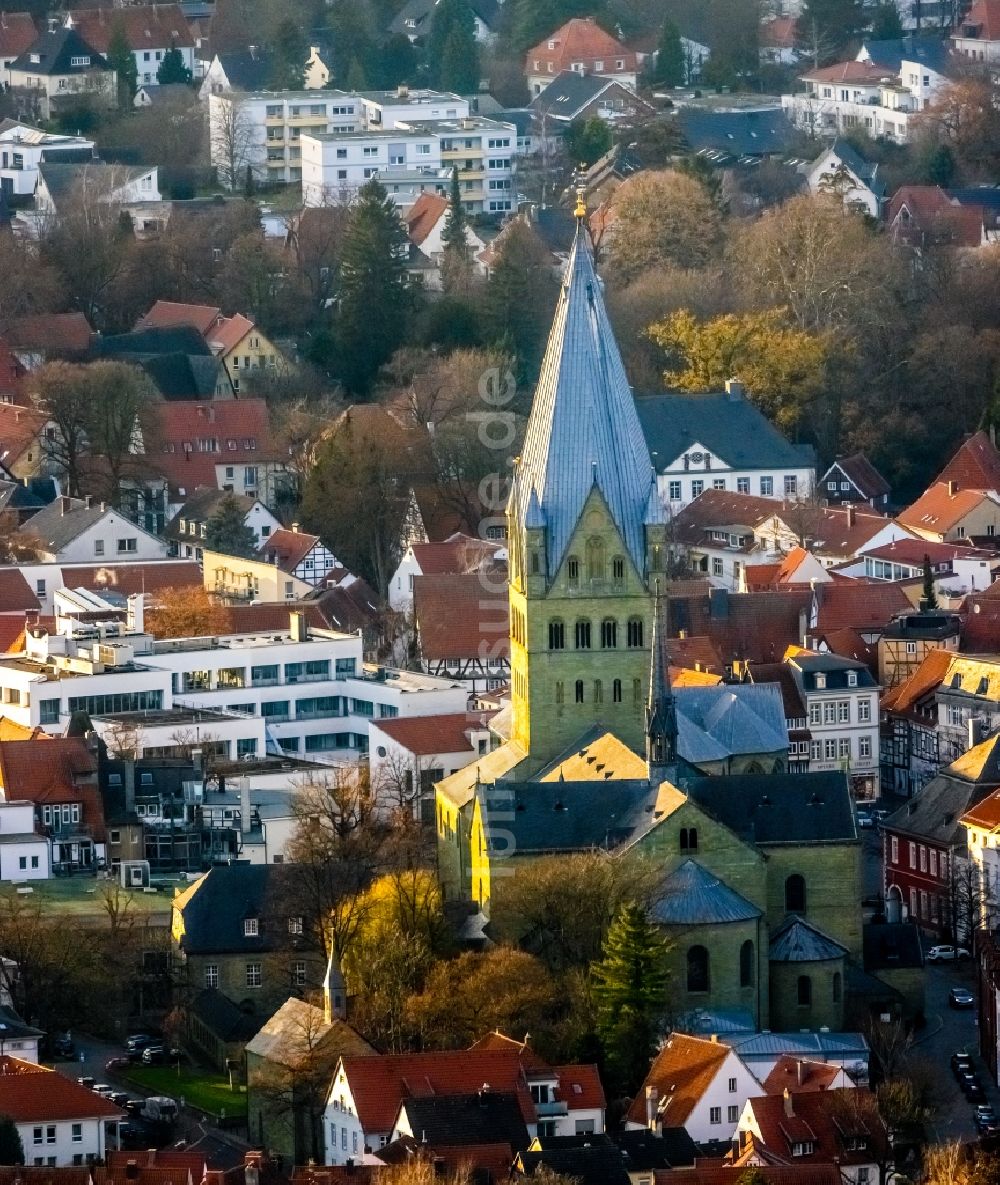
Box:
[922,554,938,610]
[0,1115,24,1165]
[869,0,903,38]
[335,178,413,395]
[653,18,686,86]
[205,494,258,558]
[429,0,480,91]
[795,0,865,64]
[157,38,193,84]
[591,903,670,1094]
[346,57,369,90]
[107,20,138,108]
[440,166,473,293]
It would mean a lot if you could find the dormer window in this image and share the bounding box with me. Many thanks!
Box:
[30,53,40,63]
[791,1141,815,1157]
[847,670,858,687]
[288,916,303,935]
[815,674,826,689]
[244,917,259,937]
[70,55,90,67]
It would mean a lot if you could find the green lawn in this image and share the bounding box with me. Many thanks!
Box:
[125,1064,247,1118]
[0,878,172,923]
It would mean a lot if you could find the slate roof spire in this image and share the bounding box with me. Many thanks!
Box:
[510,219,659,575]
[647,582,677,777]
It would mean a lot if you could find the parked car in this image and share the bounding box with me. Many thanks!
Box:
[106,1056,128,1072]
[109,1092,129,1107]
[951,987,976,1009]
[77,1076,95,1089]
[856,808,873,829]
[975,1105,996,1123]
[928,945,971,962]
[969,1084,988,1104]
[125,1034,157,1059]
[92,1084,113,1097]
[52,1035,75,1059]
[961,1072,984,1094]
[141,1046,166,1065]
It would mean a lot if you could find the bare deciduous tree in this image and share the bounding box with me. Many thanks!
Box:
[210,95,256,190]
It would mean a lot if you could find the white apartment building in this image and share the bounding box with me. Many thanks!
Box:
[0,123,94,198]
[785,652,881,797]
[782,55,948,144]
[209,90,362,185]
[0,604,468,764]
[301,130,442,207]
[358,88,469,129]
[402,115,515,213]
[0,800,50,881]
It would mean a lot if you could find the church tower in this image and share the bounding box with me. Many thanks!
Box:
[507,209,666,763]
[646,584,678,786]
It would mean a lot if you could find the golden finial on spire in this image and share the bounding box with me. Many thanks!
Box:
[574,185,586,221]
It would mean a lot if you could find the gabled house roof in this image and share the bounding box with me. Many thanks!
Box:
[396,1091,531,1150]
[883,735,1000,844]
[0,568,40,613]
[64,5,194,53]
[516,1145,631,1185]
[954,0,1000,40]
[762,1056,848,1094]
[810,580,910,634]
[636,389,814,474]
[0,736,104,839]
[165,489,256,539]
[667,587,813,668]
[339,1048,604,1134]
[742,1087,887,1168]
[525,17,636,73]
[257,528,324,573]
[816,139,888,198]
[898,482,999,534]
[0,402,49,470]
[674,107,795,158]
[137,301,222,336]
[625,1033,737,1127]
[373,712,489,757]
[880,645,952,715]
[5,312,93,355]
[63,560,202,599]
[245,996,373,1067]
[389,0,500,38]
[935,430,1000,493]
[22,496,143,555]
[36,162,154,211]
[859,35,952,74]
[405,191,448,246]
[413,572,510,662]
[210,47,274,89]
[151,398,278,496]
[9,24,109,74]
[0,13,36,61]
[532,71,649,120]
[0,1056,123,1121]
[409,532,503,576]
[801,59,891,83]
[824,452,891,499]
[888,185,984,248]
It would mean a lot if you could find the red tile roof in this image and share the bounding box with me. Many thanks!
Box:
[0,402,49,468]
[743,562,782,591]
[667,589,813,667]
[626,1034,730,1128]
[663,634,724,675]
[137,301,222,335]
[7,313,93,355]
[759,15,797,47]
[257,528,320,574]
[863,537,992,565]
[742,1088,887,1168]
[340,1049,604,1134]
[762,1056,846,1094]
[936,430,1000,493]
[961,592,1000,650]
[881,645,952,714]
[810,580,910,632]
[206,313,254,356]
[152,399,277,496]
[803,60,893,83]
[380,1138,516,1182]
[526,17,637,75]
[956,0,1000,40]
[411,533,502,575]
[814,626,875,669]
[0,737,105,840]
[0,13,37,60]
[0,337,28,403]
[898,482,997,535]
[0,1056,123,1121]
[65,5,194,52]
[63,561,203,598]
[406,192,448,247]
[413,572,510,662]
[960,788,1000,829]
[889,186,984,248]
[0,568,40,613]
[105,1152,206,1177]
[373,712,489,756]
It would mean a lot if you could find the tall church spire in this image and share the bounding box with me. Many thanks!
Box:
[646,583,677,779]
[510,221,659,577]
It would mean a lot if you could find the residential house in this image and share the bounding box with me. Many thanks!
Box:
[150,398,286,508]
[5,313,93,366]
[412,572,510,692]
[781,54,948,144]
[806,141,886,218]
[0,402,49,480]
[299,127,444,208]
[257,528,341,589]
[937,428,1000,494]
[389,531,504,612]
[759,16,798,64]
[172,863,326,1062]
[525,18,638,96]
[951,0,1000,63]
[761,1056,856,1094]
[34,161,160,216]
[857,33,954,85]
[929,654,1000,764]
[880,647,951,797]
[0,14,35,76]
[624,1033,762,1145]
[136,302,284,392]
[888,184,988,249]
[166,491,280,559]
[734,1088,887,1185]
[404,192,487,284]
[961,787,1000,929]
[0,120,94,201]
[0,1056,122,1165]
[782,651,880,797]
[201,547,313,603]
[819,454,891,509]
[532,72,653,127]
[877,611,961,690]
[0,799,49,880]
[897,481,1000,542]
[357,87,469,130]
[0,736,105,873]
[738,546,831,592]
[5,24,115,123]
[199,44,328,97]
[882,733,1000,939]
[388,1092,532,1175]
[63,6,194,88]
[368,712,494,821]
[673,107,795,163]
[847,536,999,597]
[21,496,168,564]
[636,381,816,514]
[245,974,373,1164]
[324,1046,605,1164]
[390,0,499,42]
[722,1031,871,1084]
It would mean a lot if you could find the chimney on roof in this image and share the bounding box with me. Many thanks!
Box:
[291,522,300,533]
[289,610,307,643]
[645,1084,657,1131]
[949,480,959,496]
[60,495,70,516]
[244,1152,263,1185]
[84,495,92,509]
[782,1088,794,1118]
[846,504,855,527]
[725,377,744,402]
[397,84,409,98]
[797,1059,805,1087]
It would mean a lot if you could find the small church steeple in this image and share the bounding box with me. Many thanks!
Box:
[646,583,677,783]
